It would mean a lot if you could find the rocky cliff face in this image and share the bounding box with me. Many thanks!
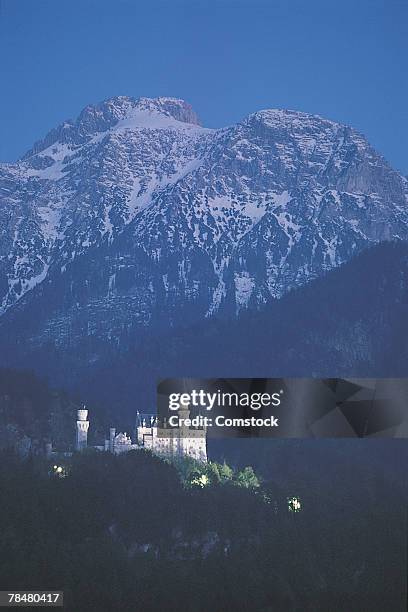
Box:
[0,96,407,355]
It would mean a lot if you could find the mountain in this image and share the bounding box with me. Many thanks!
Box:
[0,96,407,401]
[1,241,407,417]
[107,239,407,413]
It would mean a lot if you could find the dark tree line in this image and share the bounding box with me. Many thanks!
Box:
[0,448,406,611]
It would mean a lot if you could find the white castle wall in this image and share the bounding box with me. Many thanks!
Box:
[75,407,207,462]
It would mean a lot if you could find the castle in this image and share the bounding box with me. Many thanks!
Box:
[75,403,207,463]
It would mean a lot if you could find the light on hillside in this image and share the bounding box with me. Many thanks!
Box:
[287,496,302,512]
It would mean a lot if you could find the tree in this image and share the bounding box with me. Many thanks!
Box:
[219,461,234,482]
[235,466,260,489]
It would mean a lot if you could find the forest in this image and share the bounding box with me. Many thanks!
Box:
[0,445,406,611]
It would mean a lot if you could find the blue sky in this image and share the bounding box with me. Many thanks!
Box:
[0,0,407,173]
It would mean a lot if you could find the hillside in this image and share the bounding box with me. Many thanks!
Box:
[0,448,405,612]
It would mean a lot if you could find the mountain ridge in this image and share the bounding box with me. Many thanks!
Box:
[0,95,407,365]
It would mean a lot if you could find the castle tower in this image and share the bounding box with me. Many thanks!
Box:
[109,427,116,453]
[76,408,89,451]
[177,395,207,462]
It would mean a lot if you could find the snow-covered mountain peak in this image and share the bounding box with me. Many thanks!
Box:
[245,108,342,130]
[133,97,202,126]
[22,96,204,162]
[1,95,408,324]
